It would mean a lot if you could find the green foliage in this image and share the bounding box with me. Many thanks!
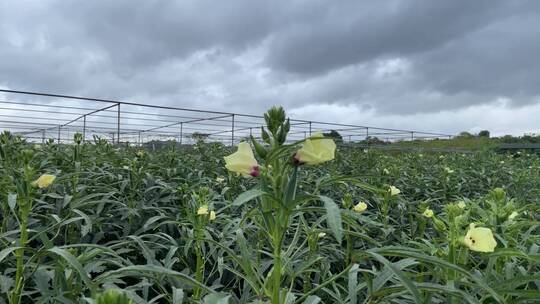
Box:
[0,126,538,303]
[478,130,490,138]
[458,131,475,139]
[322,130,343,143]
[94,289,133,304]
[395,131,540,150]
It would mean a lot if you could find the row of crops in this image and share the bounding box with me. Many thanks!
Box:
[1,107,539,303]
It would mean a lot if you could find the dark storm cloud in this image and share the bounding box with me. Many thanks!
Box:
[0,0,281,99]
[1,0,540,125]
[266,0,501,75]
[416,13,540,99]
[58,0,280,67]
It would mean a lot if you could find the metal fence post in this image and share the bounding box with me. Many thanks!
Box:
[57,125,61,144]
[231,114,235,146]
[83,115,86,143]
[309,122,312,136]
[411,131,414,141]
[42,129,45,144]
[117,103,121,144]
[180,122,183,146]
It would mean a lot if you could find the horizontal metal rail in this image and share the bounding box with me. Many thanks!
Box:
[0,88,454,145]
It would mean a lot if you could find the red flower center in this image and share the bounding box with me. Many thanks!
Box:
[292,153,304,166]
[250,166,260,177]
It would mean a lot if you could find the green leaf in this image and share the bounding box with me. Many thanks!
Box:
[232,189,266,206]
[366,252,422,303]
[295,264,353,304]
[413,283,477,303]
[283,166,298,206]
[319,195,343,244]
[47,247,95,293]
[348,264,359,304]
[46,192,64,199]
[0,247,22,264]
[96,265,214,293]
[488,248,540,263]
[172,288,184,304]
[303,296,321,304]
[143,215,168,231]
[0,274,14,294]
[203,293,231,304]
[72,209,92,237]
[33,268,52,294]
[496,289,540,299]
[8,193,17,211]
[234,229,264,290]
[373,258,418,292]
[127,236,157,265]
[284,291,296,304]
[369,247,504,303]
[62,194,73,208]
[204,238,263,293]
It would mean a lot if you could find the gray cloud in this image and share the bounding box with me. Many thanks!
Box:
[1,0,540,134]
[266,0,502,75]
[416,12,540,98]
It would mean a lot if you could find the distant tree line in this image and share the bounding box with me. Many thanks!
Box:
[498,134,540,144]
[457,130,540,143]
[457,130,491,138]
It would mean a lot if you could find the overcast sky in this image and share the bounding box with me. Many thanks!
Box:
[1,0,540,136]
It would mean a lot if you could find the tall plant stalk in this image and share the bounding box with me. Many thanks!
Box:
[10,163,34,304]
[222,107,339,303]
[11,207,28,304]
[272,229,284,304]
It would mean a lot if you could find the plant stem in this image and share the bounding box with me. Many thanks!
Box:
[272,228,283,304]
[447,218,458,304]
[272,247,281,304]
[346,225,353,264]
[11,214,28,304]
[1,205,8,234]
[194,228,204,300]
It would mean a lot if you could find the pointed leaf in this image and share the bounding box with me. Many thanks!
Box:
[172,288,184,304]
[366,252,422,303]
[0,247,21,263]
[47,247,95,292]
[319,195,343,243]
[203,293,230,304]
[8,193,17,211]
[303,296,321,304]
[348,264,359,304]
[232,189,266,206]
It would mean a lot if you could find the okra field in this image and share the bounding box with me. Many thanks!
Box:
[1,108,539,304]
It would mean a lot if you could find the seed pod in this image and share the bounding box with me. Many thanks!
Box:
[261,127,271,144]
[432,217,447,232]
[250,135,267,159]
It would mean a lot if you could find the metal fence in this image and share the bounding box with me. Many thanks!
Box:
[0,89,453,146]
